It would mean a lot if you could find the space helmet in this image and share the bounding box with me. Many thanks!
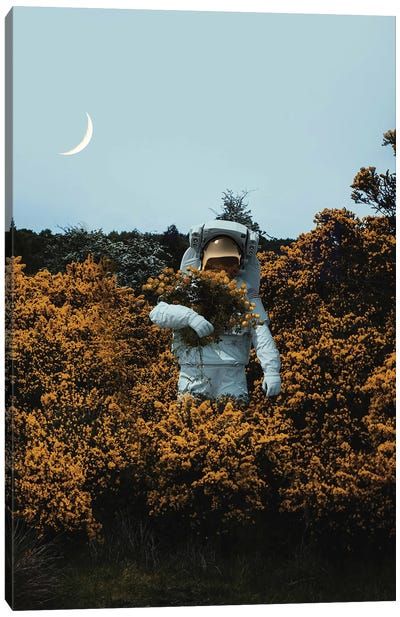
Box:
[201,235,242,270]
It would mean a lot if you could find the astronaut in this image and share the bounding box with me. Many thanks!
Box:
[149,220,281,401]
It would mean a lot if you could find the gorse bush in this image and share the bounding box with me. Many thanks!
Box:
[141,396,290,528]
[142,266,260,346]
[6,256,169,539]
[256,209,395,537]
[6,209,395,543]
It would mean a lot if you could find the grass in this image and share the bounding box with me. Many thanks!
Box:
[7,510,395,609]
[54,546,395,608]
[5,517,65,610]
[48,514,395,609]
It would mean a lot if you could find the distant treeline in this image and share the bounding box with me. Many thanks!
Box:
[5,224,295,289]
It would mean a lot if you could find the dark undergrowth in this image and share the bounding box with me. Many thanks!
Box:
[7,510,396,610]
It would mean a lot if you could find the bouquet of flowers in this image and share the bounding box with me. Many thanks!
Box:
[142,266,261,347]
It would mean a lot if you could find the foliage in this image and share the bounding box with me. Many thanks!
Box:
[57,535,395,608]
[256,208,395,537]
[142,266,260,346]
[7,225,54,273]
[157,225,190,270]
[42,226,171,289]
[7,223,294,277]
[212,190,264,233]
[5,515,63,610]
[382,128,396,154]
[140,396,290,528]
[6,206,395,545]
[6,256,169,539]
[211,189,288,249]
[351,129,396,231]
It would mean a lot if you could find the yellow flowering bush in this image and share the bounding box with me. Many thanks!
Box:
[142,266,260,346]
[6,256,168,539]
[254,209,395,537]
[139,396,291,529]
[6,207,395,542]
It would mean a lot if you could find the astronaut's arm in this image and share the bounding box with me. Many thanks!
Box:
[249,294,281,397]
[242,253,261,292]
[251,322,281,374]
[149,301,214,337]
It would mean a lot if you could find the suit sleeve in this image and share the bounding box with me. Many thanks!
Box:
[242,254,261,293]
[149,301,204,331]
[248,290,281,376]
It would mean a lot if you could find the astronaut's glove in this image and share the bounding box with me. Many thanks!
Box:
[187,313,214,338]
[262,374,281,397]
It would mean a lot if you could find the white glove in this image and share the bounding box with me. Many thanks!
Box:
[188,313,214,338]
[262,374,281,397]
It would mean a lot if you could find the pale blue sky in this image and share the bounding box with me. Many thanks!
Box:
[11,7,395,238]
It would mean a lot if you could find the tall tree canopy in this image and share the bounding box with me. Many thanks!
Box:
[213,190,264,234]
[212,189,291,250]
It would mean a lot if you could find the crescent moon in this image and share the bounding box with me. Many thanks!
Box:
[59,112,93,156]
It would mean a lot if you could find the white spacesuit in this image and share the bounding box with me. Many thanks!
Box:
[149,220,281,400]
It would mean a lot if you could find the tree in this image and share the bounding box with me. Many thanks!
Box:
[11,227,54,274]
[212,190,264,233]
[158,224,189,270]
[212,189,281,250]
[5,217,16,259]
[351,129,396,232]
[42,226,171,290]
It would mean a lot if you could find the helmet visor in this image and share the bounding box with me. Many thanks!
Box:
[204,256,240,271]
[202,236,241,270]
